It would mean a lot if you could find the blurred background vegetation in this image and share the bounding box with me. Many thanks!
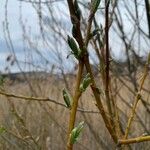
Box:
[0,0,150,149]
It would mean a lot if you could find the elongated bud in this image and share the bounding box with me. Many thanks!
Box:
[91,0,101,14]
[0,75,5,86]
[70,121,84,144]
[92,28,100,36]
[67,36,81,59]
[0,126,6,134]
[67,35,78,54]
[89,28,100,39]
[62,89,72,109]
[80,73,91,92]
[148,53,150,64]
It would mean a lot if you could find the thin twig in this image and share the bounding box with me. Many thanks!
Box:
[0,90,100,114]
[118,135,150,145]
[124,53,150,139]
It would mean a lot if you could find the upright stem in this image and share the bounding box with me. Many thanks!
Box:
[145,0,150,38]
[67,61,84,150]
[66,1,118,148]
[66,1,84,149]
[105,0,113,120]
[84,56,118,143]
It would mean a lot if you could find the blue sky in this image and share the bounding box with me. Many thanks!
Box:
[0,0,149,73]
[0,0,74,73]
[0,0,39,73]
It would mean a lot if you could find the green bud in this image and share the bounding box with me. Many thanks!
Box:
[70,121,84,144]
[148,53,150,64]
[0,75,5,86]
[0,126,6,135]
[62,89,72,109]
[89,28,100,39]
[80,73,91,92]
[67,35,78,54]
[91,0,101,14]
[92,28,100,36]
[67,36,81,59]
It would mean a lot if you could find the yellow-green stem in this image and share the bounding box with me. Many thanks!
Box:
[67,61,84,150]
[118,136,150,145]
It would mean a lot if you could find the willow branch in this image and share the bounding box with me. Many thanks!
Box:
[66,1,85,150]
[82,0,118,143]
[118,136,150,145]
[67,62,84,150]
[124,53,150,139]
[104,0,112,116]
[0,90,100,114]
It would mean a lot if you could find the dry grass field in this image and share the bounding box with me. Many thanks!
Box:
[0,72,150,150]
